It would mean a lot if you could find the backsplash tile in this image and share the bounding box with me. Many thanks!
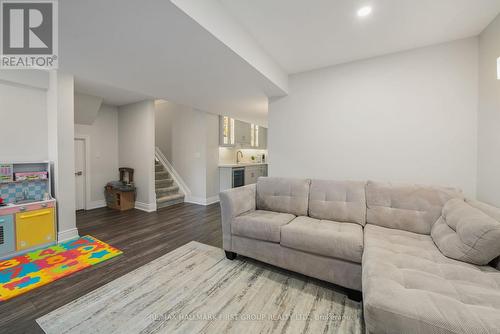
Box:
[219,147,268,164]
[0,181,48,204]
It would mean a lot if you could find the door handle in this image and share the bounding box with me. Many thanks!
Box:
[75,171,83,176]
[19,210,51,219]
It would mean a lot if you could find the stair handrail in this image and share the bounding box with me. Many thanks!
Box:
[155,147,192,200]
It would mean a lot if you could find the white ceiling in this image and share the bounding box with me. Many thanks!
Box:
[74,77,152,107]
[60,0,285,126]
[62,0,500,123]
[219,0,500,74]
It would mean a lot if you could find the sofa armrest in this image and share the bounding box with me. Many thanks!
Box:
[219,184,256,251]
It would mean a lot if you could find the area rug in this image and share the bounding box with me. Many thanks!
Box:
[0,235,122,302]
[36,241,363,334]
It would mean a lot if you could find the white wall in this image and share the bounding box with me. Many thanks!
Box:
[155,103,175,161]
[118,100,156,211]
[0,72,48,162]
[155,100,219,203]
[478,14,500,206]
[269,38,479,197]
[75,104,119,209]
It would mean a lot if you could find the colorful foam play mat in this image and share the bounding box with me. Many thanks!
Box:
[0,236,122,301]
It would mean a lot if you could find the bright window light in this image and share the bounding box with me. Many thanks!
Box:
[357,6,372,17]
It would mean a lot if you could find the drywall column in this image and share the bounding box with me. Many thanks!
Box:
[47,71,79,242]
[477,14,500,206]
[118,100,156,212]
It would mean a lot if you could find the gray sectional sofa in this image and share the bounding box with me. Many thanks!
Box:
[219,177,500,334]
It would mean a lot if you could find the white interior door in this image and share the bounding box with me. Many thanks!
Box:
[74,139,86,211]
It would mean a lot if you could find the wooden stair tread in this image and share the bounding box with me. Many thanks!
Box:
[155,185,179,192]
[156,193,184,203]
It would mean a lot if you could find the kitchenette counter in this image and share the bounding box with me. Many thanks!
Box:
[219,162,268,168]
[219,163,268,191]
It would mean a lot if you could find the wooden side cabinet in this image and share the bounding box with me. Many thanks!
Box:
[15,208,56,251]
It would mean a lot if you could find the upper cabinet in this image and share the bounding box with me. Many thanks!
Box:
[219,116,267,149]
[234,120,252,146]
[220,116,235,147]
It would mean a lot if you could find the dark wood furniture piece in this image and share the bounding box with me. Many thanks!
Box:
[105,168,136,211]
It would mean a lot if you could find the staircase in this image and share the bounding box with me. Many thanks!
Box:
[155,160,185,209]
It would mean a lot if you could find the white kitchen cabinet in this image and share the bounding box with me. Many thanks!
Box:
[219,167,232,191]
[235,120,252,147]
[245,166,259,185]
[245,164,268,185]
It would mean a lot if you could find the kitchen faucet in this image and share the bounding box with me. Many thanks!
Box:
[236,150,243,164]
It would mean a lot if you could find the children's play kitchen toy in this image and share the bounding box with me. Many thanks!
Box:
[0,162,57,259]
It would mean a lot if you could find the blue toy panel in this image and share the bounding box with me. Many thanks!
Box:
[0,215,15,256]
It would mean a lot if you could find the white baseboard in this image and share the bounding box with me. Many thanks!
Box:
[58,228,80,243]
[86,200,106,210]
[186,195,220,206]
[206,195,220,205]
[135,201,157,212]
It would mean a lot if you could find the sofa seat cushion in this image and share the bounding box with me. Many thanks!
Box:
[280,216,363,263]
[232,210,295,243]
[363,224,500,334]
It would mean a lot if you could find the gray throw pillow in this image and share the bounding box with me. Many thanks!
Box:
[431,199,500,265]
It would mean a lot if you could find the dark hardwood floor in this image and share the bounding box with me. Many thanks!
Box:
[0,203,222,334]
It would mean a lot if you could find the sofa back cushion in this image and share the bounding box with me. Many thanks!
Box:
[366,181,463,234]
[431,199,500,265]
[256,177,310,216]
[309,180,366,226]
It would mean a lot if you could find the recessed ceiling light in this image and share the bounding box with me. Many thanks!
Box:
[357,6,372,18]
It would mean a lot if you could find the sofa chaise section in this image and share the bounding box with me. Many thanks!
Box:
[363,181,500,334]
[363,224,500,334]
